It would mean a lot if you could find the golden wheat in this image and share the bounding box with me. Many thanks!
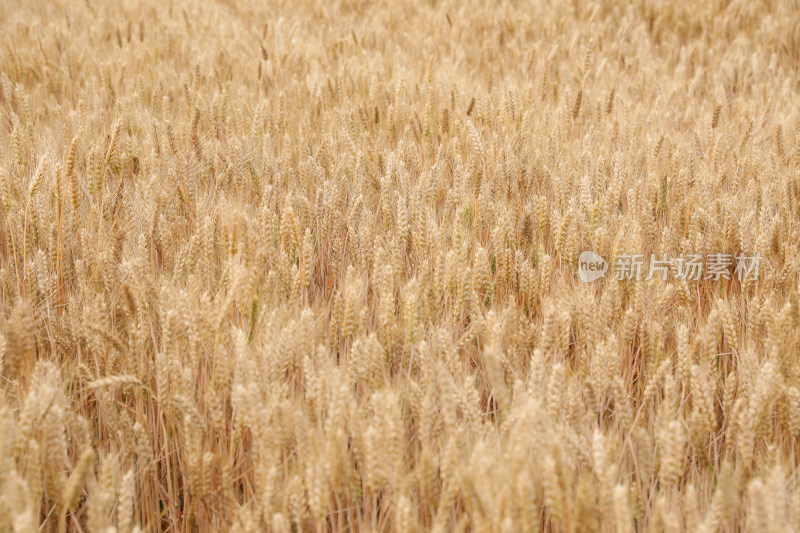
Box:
[1,0,800,531]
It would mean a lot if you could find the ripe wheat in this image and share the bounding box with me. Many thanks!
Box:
[1,0,800,531]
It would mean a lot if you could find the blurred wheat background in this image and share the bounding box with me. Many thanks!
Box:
[1,0,800,531]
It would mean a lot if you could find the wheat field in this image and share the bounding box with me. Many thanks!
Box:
[1,0,799,531]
